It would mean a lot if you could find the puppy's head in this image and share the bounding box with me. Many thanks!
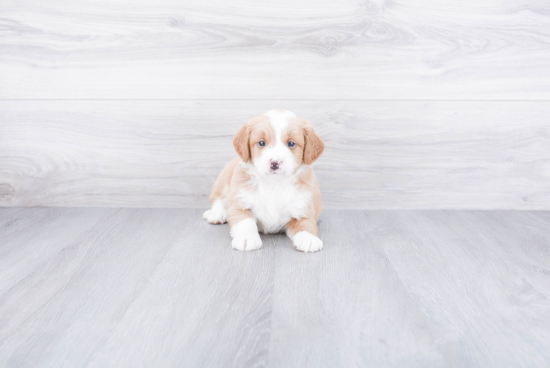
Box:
[233,109,324,176]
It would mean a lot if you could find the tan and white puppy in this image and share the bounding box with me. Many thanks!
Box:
[203,109,325,252]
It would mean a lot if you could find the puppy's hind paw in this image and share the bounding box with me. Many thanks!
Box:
[202,209,227,224]
[293,231,323,253]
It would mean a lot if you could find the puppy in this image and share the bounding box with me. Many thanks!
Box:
[202,109,325,252]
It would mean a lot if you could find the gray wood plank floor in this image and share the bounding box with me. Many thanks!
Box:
[1,208,549,367]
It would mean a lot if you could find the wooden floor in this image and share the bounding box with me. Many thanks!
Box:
[1,208,549,367]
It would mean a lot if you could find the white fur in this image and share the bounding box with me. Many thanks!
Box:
[238,161,311,234]
[292,231,323,253]
[253,109,298,177]
[204,109,321,252]
[231,218,262,251]
[236,109,311,234]
[202,199,227,224]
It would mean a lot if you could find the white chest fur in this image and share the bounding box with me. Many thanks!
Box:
[237,172,312,234]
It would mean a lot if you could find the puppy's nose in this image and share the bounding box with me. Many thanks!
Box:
[270,160,281,170]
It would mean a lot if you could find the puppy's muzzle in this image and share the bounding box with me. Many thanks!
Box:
[270,160,282,171]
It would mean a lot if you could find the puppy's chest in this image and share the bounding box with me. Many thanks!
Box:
[239,181,311,233]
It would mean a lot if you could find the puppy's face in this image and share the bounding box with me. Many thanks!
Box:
[233,110,324,177]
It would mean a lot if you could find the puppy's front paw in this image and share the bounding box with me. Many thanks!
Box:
[232,233,262,251]
[293,231,323,253]
[231,218,262,251]
[202,209,227,224]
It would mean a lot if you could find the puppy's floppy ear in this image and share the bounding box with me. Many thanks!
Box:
[233,122,251,162]
[303,122,324,165]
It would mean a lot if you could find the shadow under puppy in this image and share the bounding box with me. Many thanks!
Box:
[203,109,325,252]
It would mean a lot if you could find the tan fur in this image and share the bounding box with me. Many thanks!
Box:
[295,166,323,221]
[285,117,325,166]
[209,157,240,202]
[233,123,250,163]
[225,162,255,226]
[286,166,322,237]
[286,217,319,237]
[282,123,306,168]
[248,117,276,164]
[209,112,324,237]
[302,120,324,165]
[233,115,273,163]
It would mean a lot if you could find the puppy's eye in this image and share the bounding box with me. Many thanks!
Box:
[258,140,266,147]
[287,141,296,148]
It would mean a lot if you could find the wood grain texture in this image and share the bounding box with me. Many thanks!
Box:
[268,210,447,367]
[1,0,550,99]
[1,208,550,367]
[1,100,549,209]
[360,210,550,367]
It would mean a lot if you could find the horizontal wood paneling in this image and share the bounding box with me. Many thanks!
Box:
[1,0,550,99]
[1,100,548,209]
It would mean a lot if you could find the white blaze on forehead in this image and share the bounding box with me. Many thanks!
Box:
[264,109,296,144]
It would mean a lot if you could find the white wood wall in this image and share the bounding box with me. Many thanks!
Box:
[1,0,549,209]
